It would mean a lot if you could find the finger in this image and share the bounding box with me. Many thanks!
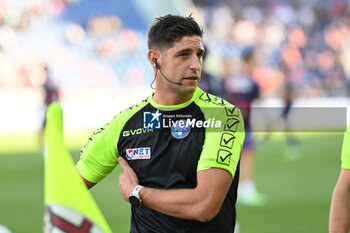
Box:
[118,156,128,168]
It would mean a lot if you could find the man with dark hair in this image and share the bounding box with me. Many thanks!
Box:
[76,14,245,232]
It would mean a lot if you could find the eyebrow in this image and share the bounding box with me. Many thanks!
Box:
[174,48,205,56]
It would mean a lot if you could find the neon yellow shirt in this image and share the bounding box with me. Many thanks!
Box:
[76,87,245,232]
[77,88,245,183]
[341,125,350,169]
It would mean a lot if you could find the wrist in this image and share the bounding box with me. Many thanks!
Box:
[129,185,143,207]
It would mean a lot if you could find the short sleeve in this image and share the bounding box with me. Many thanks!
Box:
[341,126,350,170]
[197,106,245,178]
[76,118,120,183]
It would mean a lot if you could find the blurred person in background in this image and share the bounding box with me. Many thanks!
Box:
[280,82,303,160]
[76,14,245,233]
[329,126,350,233]
[193,0,350,99]
[39,64,60,152]
[262,81,303,161]
[224,47,266,206]
[198,46,224,97]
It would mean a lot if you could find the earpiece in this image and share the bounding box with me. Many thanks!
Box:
[152,57,182,86]
[154,58,159,68]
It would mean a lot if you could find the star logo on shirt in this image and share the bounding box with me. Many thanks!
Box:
[144,110,162,129]
[151,110,161,122]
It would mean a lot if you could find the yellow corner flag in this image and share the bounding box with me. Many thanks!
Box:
[44,102,112,233]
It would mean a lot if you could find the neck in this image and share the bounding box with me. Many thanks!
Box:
[153,89,195,106]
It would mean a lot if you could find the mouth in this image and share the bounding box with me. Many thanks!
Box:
[183,76,199,81]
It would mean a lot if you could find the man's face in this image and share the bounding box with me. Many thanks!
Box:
[160,35,204,93]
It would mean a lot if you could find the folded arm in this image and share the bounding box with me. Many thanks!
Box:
[118,157,233,222]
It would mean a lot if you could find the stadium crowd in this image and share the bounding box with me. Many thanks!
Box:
[194,0,350,99]
[0,0,349,116]
[0,0,149,92]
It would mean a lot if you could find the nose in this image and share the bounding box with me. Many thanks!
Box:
[189,55,202,72]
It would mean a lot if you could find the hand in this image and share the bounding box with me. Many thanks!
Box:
[118,157,139,202]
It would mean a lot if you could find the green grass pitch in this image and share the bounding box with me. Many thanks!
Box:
[0,132,343,233]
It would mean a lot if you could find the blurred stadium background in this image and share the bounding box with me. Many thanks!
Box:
[0,0,349,232]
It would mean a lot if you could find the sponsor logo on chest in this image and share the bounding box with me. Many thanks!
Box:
[122,128,153,137]
[125,147,151,160]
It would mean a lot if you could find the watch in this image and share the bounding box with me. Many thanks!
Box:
[129,185,143,207]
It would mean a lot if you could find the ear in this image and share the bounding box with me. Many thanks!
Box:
[148,50,160,69]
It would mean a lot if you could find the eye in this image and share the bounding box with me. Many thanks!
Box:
[197,51,204,59]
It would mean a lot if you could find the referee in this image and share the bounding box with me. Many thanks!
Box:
[76,14,245,233]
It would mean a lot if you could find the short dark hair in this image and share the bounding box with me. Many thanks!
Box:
[148,14,203,51]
